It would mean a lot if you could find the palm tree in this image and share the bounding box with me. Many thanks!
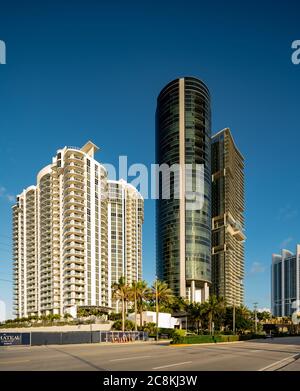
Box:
[130,281,139,331]
[152,279,173,336]
[112,276,131,332]
[202,295,226,335]
[187,302,205,334]
[170,296,188,313]
[135,280,151,328]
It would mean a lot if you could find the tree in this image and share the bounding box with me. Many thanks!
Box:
[112,319,135,331]
[152,279,173,336]
[112,276,131,332]
[202,295,226,334]
[187,302,205,334]
[224,305,253,334]
[130,281,139,331]
[170,296,188,313]
[257,311,271,322]
[135,280,151,328]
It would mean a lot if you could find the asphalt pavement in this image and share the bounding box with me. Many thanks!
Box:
[0,337,300,371]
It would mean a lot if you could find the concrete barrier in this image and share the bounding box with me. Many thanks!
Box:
[1,331,148,346]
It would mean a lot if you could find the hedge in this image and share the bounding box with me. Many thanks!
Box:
[172,334,239,344]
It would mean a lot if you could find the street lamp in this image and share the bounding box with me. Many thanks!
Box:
[90,315,96,343]
[233,278,241,335]
[233,299,236,335]
[253,302,258,333]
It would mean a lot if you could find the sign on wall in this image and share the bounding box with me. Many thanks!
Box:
[0,333,30,346]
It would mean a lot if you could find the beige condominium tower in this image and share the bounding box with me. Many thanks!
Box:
[211,128,245,306]
[12,141,144,318]
[107,180,144,311]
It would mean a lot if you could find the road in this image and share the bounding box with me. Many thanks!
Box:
[0,337,300,371]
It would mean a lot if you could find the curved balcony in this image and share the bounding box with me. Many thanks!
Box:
[63,221,84,233]
[64,153,84,163]
[64,249,85,259]
[63,241,85,252]
[63,198,84,210]
[65,161,85,171]
[63,264,85,272]
[63,235,84,245]
[64,176,85,188]
[64,169,85,180]
[63,215,84,226]
[63,226,84,235]
[63,183,85,193]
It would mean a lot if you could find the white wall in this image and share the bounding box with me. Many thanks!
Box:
[128,311,180,328]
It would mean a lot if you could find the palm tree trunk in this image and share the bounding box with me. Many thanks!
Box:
[122,298,125,332]
[140,307,143,328]
[209,313,212,335]
[134,289,137,331]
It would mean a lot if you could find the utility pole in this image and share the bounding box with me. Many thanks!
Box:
[233,299,236,335]
[253,302,258,333]
[134,281,137,332]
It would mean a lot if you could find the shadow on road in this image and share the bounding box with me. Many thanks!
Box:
[45,346,105,371]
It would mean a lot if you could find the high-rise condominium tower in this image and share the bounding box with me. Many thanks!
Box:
[211,128,245,306]
[156,77,212,302]
[12,141,143,317]
[107,180,144,310]
[272,246,300,317]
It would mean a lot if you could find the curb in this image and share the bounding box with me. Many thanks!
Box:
[259,353,300,371]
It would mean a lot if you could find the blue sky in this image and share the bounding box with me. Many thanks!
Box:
[0,0,299,317]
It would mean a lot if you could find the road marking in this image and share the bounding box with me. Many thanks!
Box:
[153,361,192,370]
[109,355,152,362]
[250,350,261,353]
[0,359,30,365]
[259,354,300,371]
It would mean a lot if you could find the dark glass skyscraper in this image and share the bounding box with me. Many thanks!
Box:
[156,77,211,302]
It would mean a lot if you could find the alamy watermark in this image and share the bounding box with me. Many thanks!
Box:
[0,40,6,64]
[102,157,206,211]
[291,40,300,65]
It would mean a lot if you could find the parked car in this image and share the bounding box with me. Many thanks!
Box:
[264,333,274,339]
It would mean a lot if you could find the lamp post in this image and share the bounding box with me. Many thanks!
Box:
[233,278,240,335]
[134,281,137,332]
[233,299,236,335]
[253,302,258,333]
[90,315,96,344]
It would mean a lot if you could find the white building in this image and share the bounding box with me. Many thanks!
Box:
[12,141,144,318]
[127,311,181,329]
[271,245,300,317]
[107,180,143,310]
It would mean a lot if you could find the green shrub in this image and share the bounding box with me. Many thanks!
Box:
[172,329,186,344]
[108,312,122,321]
[171,334,239,345]
[112,319,135,331]
[139,322,157,335]
[158,327,175,339]
[239,333,265,341]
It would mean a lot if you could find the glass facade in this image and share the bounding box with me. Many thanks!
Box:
[184,78,211,285]
[156,77,211,299]
[272,249,300,317]
[156,79,180,295]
